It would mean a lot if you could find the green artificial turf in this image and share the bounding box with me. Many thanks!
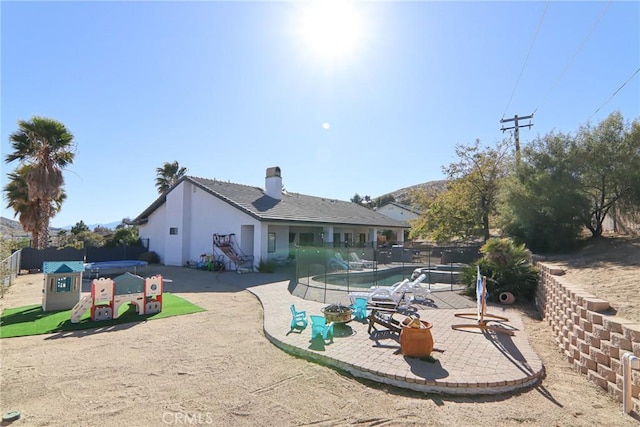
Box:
[0,293,205,338]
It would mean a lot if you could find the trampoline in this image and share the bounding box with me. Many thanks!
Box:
[84,260,148,278]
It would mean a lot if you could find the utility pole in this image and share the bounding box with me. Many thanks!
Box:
[500,114,534,165]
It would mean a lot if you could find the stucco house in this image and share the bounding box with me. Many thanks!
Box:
[133,167,409,268]
[375,201,421,222]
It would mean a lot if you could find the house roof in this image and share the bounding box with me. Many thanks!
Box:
[42,261,85,274]
[134,176,409,229]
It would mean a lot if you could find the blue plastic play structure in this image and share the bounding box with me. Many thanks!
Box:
[290,304,308,329]
[311,315,334,342]
[350,297,368,321]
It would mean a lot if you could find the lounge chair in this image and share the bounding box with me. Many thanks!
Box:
[335,253,364,270]
[348,273,428,306]
[350,252,377,268]
[348,278,411,306]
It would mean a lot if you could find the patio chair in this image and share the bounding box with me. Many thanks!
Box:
[350,297,368,321]
[335,253,364,270]
[290,304,308,330]
[366,300,418,335]
[367,307,403,334]
[310,315,334,342]
[350,252,377,268]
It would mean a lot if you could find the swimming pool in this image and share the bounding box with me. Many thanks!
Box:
[313,267,415,289]
[84,260,148,278]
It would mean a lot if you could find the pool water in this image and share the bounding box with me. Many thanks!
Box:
[314,268,415,289]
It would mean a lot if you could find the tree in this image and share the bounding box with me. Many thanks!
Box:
[411,178,484,243]
[71,220,89,235]
[613,120,640,229]
[575,112,640,237]
[499,131,590,253]
[105,226,140,247]
[350,193,363,205]
[155,161,188,194]
[92,225,112,235]
[412,139,511,243]
[4,116,75,249]
[3,164,66,248]
[73,230,105,248]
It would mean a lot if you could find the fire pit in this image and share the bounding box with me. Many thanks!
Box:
[321,304,353,324]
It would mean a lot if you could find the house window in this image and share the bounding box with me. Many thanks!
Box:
[268,232,276,253]
[299,233,314,246]
[169,227,178,235]
[344,233,352,247]
[359,233,366,244]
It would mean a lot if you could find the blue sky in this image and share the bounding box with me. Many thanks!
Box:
[2,1,639,228]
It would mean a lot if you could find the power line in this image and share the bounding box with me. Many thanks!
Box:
[588,67,640,121]
[501,1,549,120]
[532,0,611,116]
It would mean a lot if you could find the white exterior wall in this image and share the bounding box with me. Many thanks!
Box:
[164,183,190,266]
[139,204,168,264]
[377,204,419,222]
[139,181,262,267]
[261,224,290,261]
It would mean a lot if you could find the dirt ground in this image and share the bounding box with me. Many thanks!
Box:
[1,236,638,426]
[542,234,640,323]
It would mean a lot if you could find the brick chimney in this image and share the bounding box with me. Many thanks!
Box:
[265,167,282,200]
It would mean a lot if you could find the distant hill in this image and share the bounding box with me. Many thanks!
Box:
[1,217,26,238]
[0,217,60,239]
[375,180,447,206]
[1,216,62,239]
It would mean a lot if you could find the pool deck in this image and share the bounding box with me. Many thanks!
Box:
[249,278,545,395]
[68,264,545,396]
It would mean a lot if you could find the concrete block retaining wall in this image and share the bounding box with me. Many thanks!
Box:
[536,262,640,413]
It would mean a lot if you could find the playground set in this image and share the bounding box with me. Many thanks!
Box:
[70,272,164,323]
[42,261,85,312]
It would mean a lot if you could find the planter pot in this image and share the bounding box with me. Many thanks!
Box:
[399,319,434,358]
[499,292,516,305]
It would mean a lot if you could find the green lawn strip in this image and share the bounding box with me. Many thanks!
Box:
[0,293,205,338]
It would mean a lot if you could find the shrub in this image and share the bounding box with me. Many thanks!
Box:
[461,237,538,303]
[138,251,160,264]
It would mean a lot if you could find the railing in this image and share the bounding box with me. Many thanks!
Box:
[622,352,640,414]
[1,249,22,296]
[294,244,481,303]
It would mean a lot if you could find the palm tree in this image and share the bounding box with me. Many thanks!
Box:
[4,165,67,248]
[155,161,188,194]
[4,116,75,249]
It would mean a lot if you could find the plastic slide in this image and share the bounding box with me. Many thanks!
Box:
[71,295,93,323]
